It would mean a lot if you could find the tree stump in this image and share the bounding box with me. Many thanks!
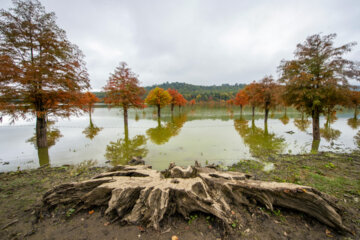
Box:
[42,164,350,233]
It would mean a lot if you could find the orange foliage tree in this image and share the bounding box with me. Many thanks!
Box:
[243,82,262,118]
[168,88,187,112]
[103,62,145,127]
[80,92,100,119]
[347,90,360,119]
[176,94,187,110]
[279,33,359,145]
[145,87,172,119]
[0,0,89,148]
[257,76,278,125]
[234,89,249,115]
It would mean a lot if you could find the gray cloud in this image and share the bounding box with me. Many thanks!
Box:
[1,0,359,89]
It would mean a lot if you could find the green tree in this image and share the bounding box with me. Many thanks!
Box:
[279,33,359,148]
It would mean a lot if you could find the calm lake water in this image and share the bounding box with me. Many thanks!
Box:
[0,106,359,172]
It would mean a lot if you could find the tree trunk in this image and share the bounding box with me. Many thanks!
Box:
[157,105,161,119]
[38,147,50,167]
[36,116,47,148]
[355,105,358,120]
[171,104,174,113]
[123,107,128,127]
[252,106,255,119]
[240,105,243,116]
[42,164,350,233]
[264,107,269,125]
[311,139,320,154]
[312,108,320,141]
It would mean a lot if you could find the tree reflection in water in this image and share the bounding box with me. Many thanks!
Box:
[347,118,360,130]
[234,117,285,159]
[82,115,103,140]
[146,114,187,145]
[105,125,148,166]
[294,118,311,132]
[27,121,63,166]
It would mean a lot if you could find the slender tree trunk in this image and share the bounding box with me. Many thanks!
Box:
[264,121,268,135]
[284,107,287,115]
[157,105,161,119]
[36,116,47,148]
[311,139,320,154]
[355,105,358,120]
[124,123,129,143]
[312,108,320,141]
[252,106,255,119]
[240,105,243,116]
[171,104,174,113]
[264,107,269,125]
[123,107,128,127]
[38,147,50,167]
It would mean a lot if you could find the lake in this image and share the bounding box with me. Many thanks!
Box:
[0,106,359,172]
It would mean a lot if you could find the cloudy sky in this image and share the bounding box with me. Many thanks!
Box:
[1,0,360,90]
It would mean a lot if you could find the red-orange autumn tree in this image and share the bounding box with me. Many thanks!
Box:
[347,90,360,119]
[279,33,360,146]
[243,81,262,118]
[0,0,89,148]
[189,99,196,106]
[145,87,172,119]
[80,92,100,119]
[257,76,278,125]
[103,62,145,127]
[234,89,249,116]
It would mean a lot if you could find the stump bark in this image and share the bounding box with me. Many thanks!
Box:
[42,164,350,233]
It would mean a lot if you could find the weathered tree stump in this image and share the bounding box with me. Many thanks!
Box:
[42,164,350,233]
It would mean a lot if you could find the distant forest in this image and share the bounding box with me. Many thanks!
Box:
[93,82,246,102]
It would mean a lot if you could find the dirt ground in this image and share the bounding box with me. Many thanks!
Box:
[0,152,359,240]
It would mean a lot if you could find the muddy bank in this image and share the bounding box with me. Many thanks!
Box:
[0,153,359,240]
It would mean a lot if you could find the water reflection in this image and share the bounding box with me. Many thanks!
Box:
[294,118,311,132]
[82,115,103,140]
[320,122,341,143]
[105,125,148,165]
[354,131,360,148]
[347,118,360,130]
[279,113,289,125]
[234,118,286,158]
[146,114,187,145]
[27,121,63,166]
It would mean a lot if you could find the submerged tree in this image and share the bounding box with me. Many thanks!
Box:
[234,89,249,116]
[0,0,90,148]
[347,90,360,119]
[145,87,172,119]
[279,33,360,147]
[257,76,278,125]
[243,81,262,119]
[104,62,145,127]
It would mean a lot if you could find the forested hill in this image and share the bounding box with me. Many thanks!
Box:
[144,82,245,101]
[93,82,246,102]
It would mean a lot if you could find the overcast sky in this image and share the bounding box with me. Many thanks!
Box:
[1,0,360,90]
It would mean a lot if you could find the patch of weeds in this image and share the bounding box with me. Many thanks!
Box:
[188,214,198,225]
[70,160,97,176]
[66,208,75,217]
[272,209,281,216]
[272,176,286,182]
[324,162,335,169]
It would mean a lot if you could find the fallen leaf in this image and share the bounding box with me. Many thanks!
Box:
[231,210,235,215]
[325,229,333,237]
[137,226,145,232]
[104,222,110,226]
[88,210,94,215]
[244,228,250,233]
[171,235,179,240]
[284,232,288,236]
